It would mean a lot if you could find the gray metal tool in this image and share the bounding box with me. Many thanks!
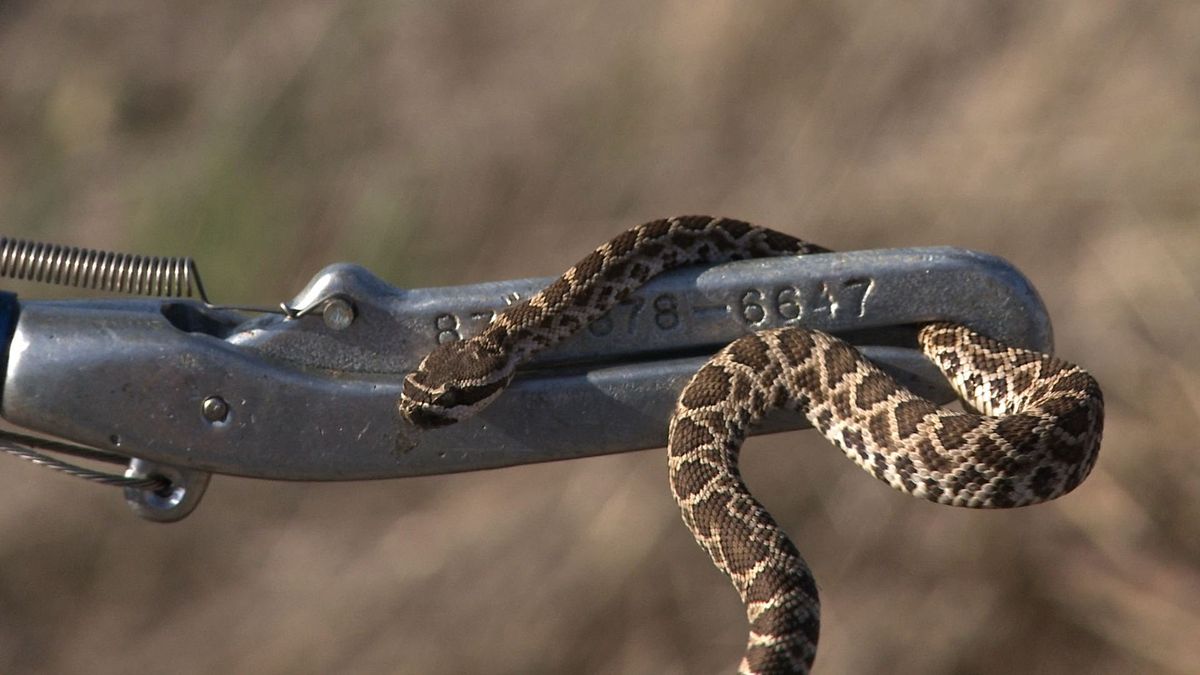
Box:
[0,236,1052,523]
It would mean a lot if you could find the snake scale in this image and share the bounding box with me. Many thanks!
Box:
[398,216,1104,674]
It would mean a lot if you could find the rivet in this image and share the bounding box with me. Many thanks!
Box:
[201,396,229,423]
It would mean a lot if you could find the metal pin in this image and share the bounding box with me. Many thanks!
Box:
[322,297,355,330]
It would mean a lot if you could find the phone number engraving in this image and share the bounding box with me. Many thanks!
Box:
[737,277,873,326]
[431,277,873,343]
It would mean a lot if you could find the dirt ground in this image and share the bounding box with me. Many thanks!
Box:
[1,2,1197,673]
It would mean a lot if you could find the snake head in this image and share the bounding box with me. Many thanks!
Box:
[399,339,512,429]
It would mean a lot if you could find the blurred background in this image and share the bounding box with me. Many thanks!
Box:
[1,2,1197,673]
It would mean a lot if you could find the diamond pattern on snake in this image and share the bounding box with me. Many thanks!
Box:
[399,215,1104,674]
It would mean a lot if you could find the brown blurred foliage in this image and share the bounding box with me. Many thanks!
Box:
[1,2,1198,673]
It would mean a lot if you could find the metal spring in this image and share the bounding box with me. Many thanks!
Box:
[0,236,208,302]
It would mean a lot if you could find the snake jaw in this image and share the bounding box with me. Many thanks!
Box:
[399,401,459,429]
[399,373,445,428]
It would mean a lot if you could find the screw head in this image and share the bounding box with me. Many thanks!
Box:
[322,297,355,330]
[201,396,229,423]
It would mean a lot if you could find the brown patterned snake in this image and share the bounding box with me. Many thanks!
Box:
[398,216,1104,674]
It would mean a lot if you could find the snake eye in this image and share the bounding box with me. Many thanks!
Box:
[435,390,459,409]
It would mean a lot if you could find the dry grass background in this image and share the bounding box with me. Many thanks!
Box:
[1,2,1198,673]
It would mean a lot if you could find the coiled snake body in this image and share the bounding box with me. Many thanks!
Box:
[399,216,1104,674]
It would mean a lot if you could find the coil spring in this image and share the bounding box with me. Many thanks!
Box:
[0,236,208,302]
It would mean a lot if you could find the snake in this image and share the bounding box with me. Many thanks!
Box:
[398,216,1104,674]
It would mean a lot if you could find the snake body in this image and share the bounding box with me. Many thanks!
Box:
[399,216,1104,674]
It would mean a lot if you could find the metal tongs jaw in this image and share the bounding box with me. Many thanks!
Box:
[0,240,1052,522]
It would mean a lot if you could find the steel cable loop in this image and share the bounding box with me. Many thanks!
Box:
[0,430,168,491]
